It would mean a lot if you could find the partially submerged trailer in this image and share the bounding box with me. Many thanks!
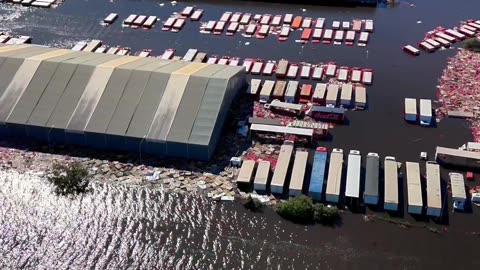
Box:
[364,153,379,205]
[289,151,308,196]
[449,172,467,211]
[340,83,353,107]
[204,20,216,32]
[240,13,251,24]
[326,84,339,106]
[182,49,198,61]
[405,98,417,122]
[301,29,312,41]
[325,63,337,76]
[251,61,264,75]
[312,83,327,104]
[276,59,289,78]
[445,29,465,40]
[426,162,442,217]
[323,29,333,41]
[362,69,373,85]
[365,19,374,32]
[403,45,420,56]
[419,99,432,126]
[271,15,282,26]
[263,61,275,76]
[332,21,340,29]
[300,65,311,78]
[312,29,323,42]
[123,14,138,26]
[272,80,287,100]
[103,13,118,24]
[287,64,299,79]
[299,84,312,104]
[436,32,456,43]
[384,156,399,211]
[270,141,294,194]
[358,32,369,46]
[334,30,344,42]
[345,150,361,201]
[326,149,344,203]
[406,162,423,215]
[420,41,435,52]
[283,14,293,24]
[259,80,275,103]
[237,160,256,189]
[230,12,242,23]
[337,67,349,81]
[302,17,312,28]
[355,85,367,108]
[309,147,328,200]
[351,68,362,82]
[254,161,271,192]
[284,80,299,103]
[312,65,324,80]
[83,40,102,52]
[143,16,158,28]
[436,146,480,169]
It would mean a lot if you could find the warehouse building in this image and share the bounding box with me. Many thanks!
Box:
[0,44,246,160]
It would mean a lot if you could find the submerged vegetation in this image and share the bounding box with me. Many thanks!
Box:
[48,161,90,196]
[242,195,264,211]
[275,195,340,225]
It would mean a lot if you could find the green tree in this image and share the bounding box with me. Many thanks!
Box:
[275,195,314,223]
[464,38,480,52]
[48,161,90,196]
[313,203,340,225]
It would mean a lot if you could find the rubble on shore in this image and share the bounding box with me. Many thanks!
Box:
[436,49,480,141]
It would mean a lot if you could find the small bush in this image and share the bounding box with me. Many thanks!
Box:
[464,38,480,52]
[243,196,263,211]
[313,204,340,225]
[48,161,90,196]
[275,195,314,223]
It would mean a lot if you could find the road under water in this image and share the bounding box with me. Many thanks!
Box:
[1,0,480,269]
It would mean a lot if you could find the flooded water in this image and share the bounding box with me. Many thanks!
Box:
[1,0,480,269]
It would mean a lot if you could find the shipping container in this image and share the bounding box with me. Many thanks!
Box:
[237,160,256,188]
[270,141,294,194]
[326,84,339,106]
[259,80,275,103]
[254,161,271,191]
[309,147,328,200]
[354,86,367,108]
[312,83,327,104]
[289,151,309,196]
[299,84,312,104]
[340,83,353,107]
[384,156,399,211]
[276,59,289,78]
[364,153,379,205]
[406,162,423,214]
[248,79,262,95]
[404,98,417,122]
[345,150,361,200]
[419,99,432,126]
[284,81,299,103]
[326,148,344,203]
[426,162,442,217]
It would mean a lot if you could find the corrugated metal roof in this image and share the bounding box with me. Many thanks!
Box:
[66,56,140,132]
[46,54,119,129]
[7,51,84,125]
[188,66,242,146]
[166,64,226,145]
[27,52,99,127]
[0,49,73,122]
[85,58,157,134]
[107,60,178,136]
[147,62,209,142]
[0,45,245,160]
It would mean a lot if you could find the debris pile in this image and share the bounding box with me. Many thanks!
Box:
[436,49,480,140]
